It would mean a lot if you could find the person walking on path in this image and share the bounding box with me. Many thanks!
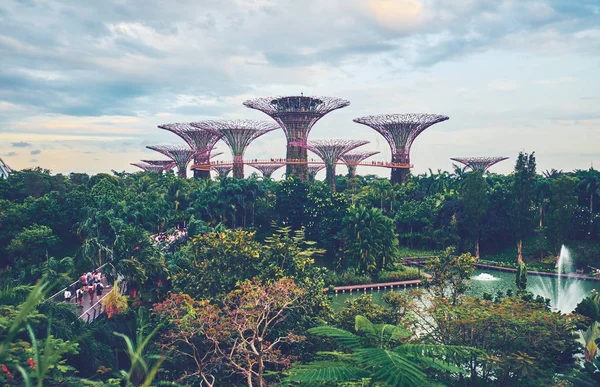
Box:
[95,282,104,298]
[64,287,72,303]
[76,287,84,308]
[88,284,95,304]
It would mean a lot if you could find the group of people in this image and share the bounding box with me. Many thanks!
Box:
[63,270,106,308]
[152,228,187,247]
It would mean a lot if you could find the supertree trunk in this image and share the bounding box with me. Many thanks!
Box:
[286,144,308,180]
[233,156,244,179]
[347,165,357,178]
[325,164,337,192]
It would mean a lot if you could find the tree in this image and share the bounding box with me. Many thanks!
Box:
[7,225,59,266]
[515,260,527,295]
[339,205,399,274]
[155,278,306,387]
[512,152,537,262]
[462,170,489,258]
[579,168,600,238]
[546,175,577,251]
[429,296,581,386]
[424,247,476,305]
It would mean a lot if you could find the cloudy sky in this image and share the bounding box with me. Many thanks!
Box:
[1,0,599,179]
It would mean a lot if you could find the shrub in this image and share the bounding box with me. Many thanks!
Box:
[377,267,421,282]
[324,269,372,287]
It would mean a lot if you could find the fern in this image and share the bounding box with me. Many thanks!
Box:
[354,348,427,386]
[285,361,368,382]
[307,326,363,350]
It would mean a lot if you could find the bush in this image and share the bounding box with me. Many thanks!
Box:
[377,267,421,282]
[324,269,372,287]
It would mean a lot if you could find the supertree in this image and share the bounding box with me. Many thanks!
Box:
[303,139,369,191]
[131,162,166,173]
[146,145,196,178]
[247,163,285,179]
[353,113,449,184]
[141,159,176,172]
[243,95,350,180]
[191,120,278,179]
[0,157,12,179]
[450,157,509,172]
[307,164,325,181]
[212,164,233,178]
[340,151,380,178]
[158,123,223,179]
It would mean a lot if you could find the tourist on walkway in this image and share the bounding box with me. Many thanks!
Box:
[95,282,104,297]
[76,287,84,307]
[88,284,95,304]
[64,286,72,302]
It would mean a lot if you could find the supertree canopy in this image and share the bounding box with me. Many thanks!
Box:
[305,139,369,191]
[191,120,278,179]
[141,160,176,171]
[307,164,325,181]
[340,151,380,178]
[243,95,350,180]
[0,157,12,179]
[131,162,166,173]
[353,113,449,184]
[158,123,223,179]
[451,156,509,172]
[247,163,285,179]
[146,145,196,178]
[212,164,233,178]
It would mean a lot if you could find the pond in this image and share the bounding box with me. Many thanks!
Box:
[331,268,600,313]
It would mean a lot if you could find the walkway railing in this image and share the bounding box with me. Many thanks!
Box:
[46,262,112,303]
[192,159,413,170]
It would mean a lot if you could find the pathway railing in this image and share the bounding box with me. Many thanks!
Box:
[46,262,112,303]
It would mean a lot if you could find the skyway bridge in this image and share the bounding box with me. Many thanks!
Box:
[192,158,413,171]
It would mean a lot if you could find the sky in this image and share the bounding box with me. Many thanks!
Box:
[1,0,599,179]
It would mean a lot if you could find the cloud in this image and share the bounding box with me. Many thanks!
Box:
[11,141,31,147]
[4,152,18,156]
[30,149,41,155]
[29,159,38,163]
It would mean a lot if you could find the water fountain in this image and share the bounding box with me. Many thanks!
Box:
[530,245,587,313]
[472,273,499,281]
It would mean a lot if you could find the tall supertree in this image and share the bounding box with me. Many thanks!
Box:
[450,157,509,172]
[131,162,166,173]
[212,164,233,178]
[303,139,369,191]
[157,123,223,179]
[247,163,285,179]
[243,95,350,180]
[307,164,325,181]
[353,113,449,184]
[191,120,278,179]
[340,151,380,178]
[146,145,196,178]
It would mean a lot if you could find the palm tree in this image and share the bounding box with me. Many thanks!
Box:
[580,168,599,237]
[286,315,473,386]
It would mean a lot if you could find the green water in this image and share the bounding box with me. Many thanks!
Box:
[330,269,600,311]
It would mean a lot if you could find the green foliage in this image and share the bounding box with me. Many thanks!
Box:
[286,315,474,386]
[516,260,528,295]
[376,267,422,282]
[424,247,476,304]
[339,205,399,274]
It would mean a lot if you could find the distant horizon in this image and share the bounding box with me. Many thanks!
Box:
[2,0,599,177]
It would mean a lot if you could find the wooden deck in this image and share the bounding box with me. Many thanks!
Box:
[329,273,432,293]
